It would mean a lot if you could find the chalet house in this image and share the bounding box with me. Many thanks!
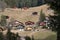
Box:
[7,20,25,31]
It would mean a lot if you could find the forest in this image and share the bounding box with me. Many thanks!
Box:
[1,0,45,8]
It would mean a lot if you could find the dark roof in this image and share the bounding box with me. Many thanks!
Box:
[25,21,34,25]
[16,25,25,29]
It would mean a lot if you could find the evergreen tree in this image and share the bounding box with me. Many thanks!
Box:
[4,0,16,7]
[4,0,39,8]
[31,0,38,7]
[6,28,12,40]
[25,0,31,7]
[6,28,18,40]
[45,0,60,40]
[0,32,4,40]
[37,10,45,26]
[16,33,20,40]
[11,33,17,40]
[49,15,57,31]
[25,36,31,40]
[40,10,45,22]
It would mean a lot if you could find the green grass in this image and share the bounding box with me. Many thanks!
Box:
[10,29,57,40]
[4,28,57,40]
[1,5,56,40]
[16,30,57,40]
[32,31,57,40]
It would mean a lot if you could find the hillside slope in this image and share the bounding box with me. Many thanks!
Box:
[0,4,54,24]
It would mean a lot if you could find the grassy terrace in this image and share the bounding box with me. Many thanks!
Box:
[33,31,57,40]
[3,29,57,40]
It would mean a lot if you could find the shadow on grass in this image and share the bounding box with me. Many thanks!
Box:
[35,34,57,40]
[43,34,57,40]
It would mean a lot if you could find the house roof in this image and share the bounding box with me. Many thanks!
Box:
[25,21,34,25]
[8,20,24,27]
[16,25,25,29]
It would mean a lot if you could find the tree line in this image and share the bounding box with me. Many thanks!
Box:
[1,0,45,8]
[45,0,60,40]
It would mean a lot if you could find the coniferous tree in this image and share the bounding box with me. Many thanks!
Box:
[6,28,12,40]
[37,10,45,26]
[6,28,18,40]
[4,0,16,7]
[3,0,40,8]
[16,33,20,40]
[0,32,4,40]
[31,0,38,7]
[45,0,60,40]
[40,10,45,22]
[25,36,31,40]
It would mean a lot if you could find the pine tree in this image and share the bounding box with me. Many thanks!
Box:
[31,0,38,7]
[40,10,45,22]
[6,28,12,40]
[6,28,18,40]
[0,32,4,40]
[4,0,39,8]
[37,10,45,26]
[25,36,31,40]
[16,33,20,40]
[45,0,60,40]
[4,0,16,7]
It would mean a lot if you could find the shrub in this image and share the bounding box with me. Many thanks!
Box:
[0,15,7,26]
[25,36,31,40]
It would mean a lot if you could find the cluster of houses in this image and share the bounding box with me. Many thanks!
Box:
[0,14,52,31]
[5,12,39,31]
[7,16,51,31]
[7,20,36,31]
